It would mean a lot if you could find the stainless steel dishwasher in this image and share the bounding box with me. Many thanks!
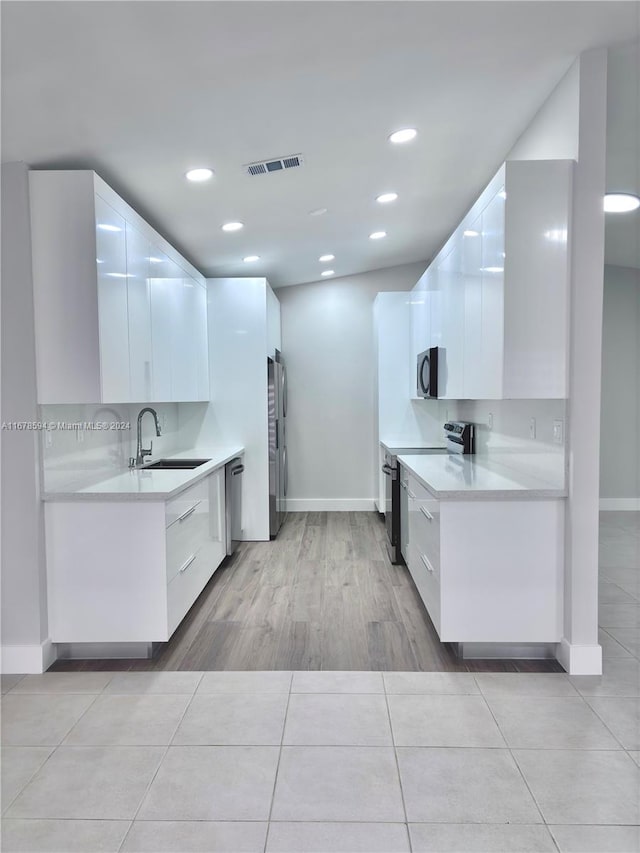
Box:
[225,457,244,555]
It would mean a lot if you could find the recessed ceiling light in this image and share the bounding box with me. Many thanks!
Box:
[376,192,398,204]
[222,222,244,232]
[463,230,480,238]
[369,231,387,240]
[319,254,335,262]
[604,192,640,213]
[321,269,335,277]
[389,128,417,144]
[243,255,260,263]
[97,223,122,232]
[185,168,213,182]
[309,207,328,217]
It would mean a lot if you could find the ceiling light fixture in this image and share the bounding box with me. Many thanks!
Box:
[222,222,244,232]
[604,192,640,213]
[389,128,417,144]
[369,231,387,240]
[106,272,133,278]
[321,270,335,277]
[319,254,335,262]
[309,207,328,216]
[97,223,122,232]
[148,256,164,263]
[243,255,260,263]
[463,230,480,238]
[376,192,398,204]
[185,168,213,182]
[482,266,504,273]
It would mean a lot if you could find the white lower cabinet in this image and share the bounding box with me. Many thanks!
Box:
[406,473,563,643]
[45,469,226,644]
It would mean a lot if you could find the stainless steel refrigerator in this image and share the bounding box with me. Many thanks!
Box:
[268,353,287,537]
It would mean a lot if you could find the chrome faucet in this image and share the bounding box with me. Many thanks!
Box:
[132,407,162,467]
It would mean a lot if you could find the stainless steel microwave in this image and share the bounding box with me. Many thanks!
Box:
[417,347,439,398]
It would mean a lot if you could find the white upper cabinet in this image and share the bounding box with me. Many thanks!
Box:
[125,223,152,402]
[418,159,573,400]
[30,170,209,404]
[95,195,131,403]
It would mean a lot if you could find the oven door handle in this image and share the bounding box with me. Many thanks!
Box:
[381,463,396,478]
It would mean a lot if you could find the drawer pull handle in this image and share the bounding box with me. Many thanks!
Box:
[407,490,416,499]
[177,502,199,522]
[420,553,434,573]
[420,506,434,521]
[179,554,197,574]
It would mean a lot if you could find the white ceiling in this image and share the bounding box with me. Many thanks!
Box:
[2,1,638,286]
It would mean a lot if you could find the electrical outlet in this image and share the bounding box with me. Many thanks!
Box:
[488,412,493,430]
[553,419,564,445]
[529,417,536,439]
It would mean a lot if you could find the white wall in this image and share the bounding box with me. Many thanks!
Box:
[1,163,50,673]
[39,402,194,492]
[508,60,579,161]
[600,265,640,506]
[277,262,426,511]
[451,399,567,489]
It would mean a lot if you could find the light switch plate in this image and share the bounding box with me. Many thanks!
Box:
[553,419,564,445]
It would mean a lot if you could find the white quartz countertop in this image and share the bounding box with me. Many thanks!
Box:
[397,453,567,500]
[380,439,446,455]
[42,446,244,502]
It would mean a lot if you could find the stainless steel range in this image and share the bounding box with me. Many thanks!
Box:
[382,445,445,564]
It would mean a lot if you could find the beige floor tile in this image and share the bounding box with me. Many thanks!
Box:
[272,746,405,822]
[6,746,164,820]
[284,693,392,745]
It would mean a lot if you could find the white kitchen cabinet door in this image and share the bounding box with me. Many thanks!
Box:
[172,276,199,401]
[410,272,430,384]
[149,252,175,402]
[194,282,210,400]
[438,240,465,399]
[462,218,483,398]
[125,223,153,402]
[480,189,506,399]
[502,160,571,398]
[95,195,130,403]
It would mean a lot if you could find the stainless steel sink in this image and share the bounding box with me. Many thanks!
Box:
[144,458,211,470]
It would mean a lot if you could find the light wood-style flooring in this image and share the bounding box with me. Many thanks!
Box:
[51,512,563,673]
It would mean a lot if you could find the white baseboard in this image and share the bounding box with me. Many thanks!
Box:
[286,499,377,512]
[599,498,640,511]
[556,637,602,675]
[1,638,56,674]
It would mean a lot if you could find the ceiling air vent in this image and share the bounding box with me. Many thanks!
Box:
[245,154,304,176]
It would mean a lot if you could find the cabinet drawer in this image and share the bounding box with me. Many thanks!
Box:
[407,474,436,503]
[165,476,210,528]
[166,546,214,636]
[165,501,210,583]
[408,542,441,635]
[412,500,440,573]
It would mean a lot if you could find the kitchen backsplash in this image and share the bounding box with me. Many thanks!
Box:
[39,402,212,492]
[445,398,567,487]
